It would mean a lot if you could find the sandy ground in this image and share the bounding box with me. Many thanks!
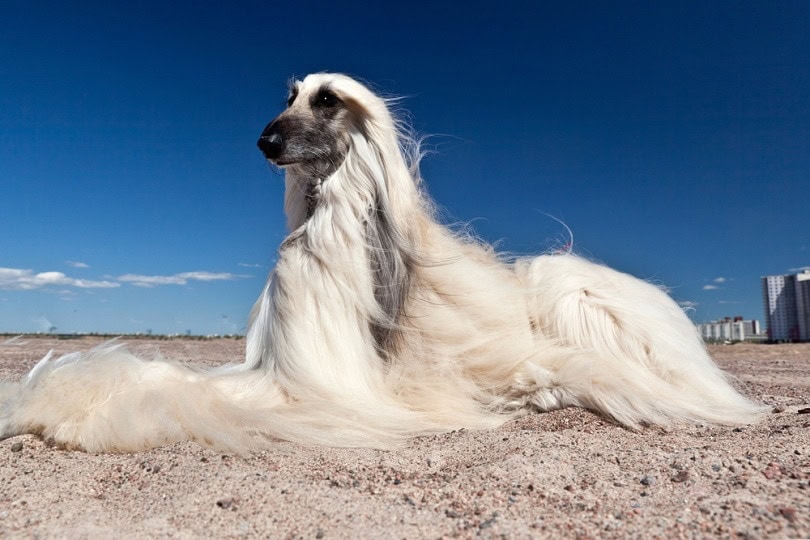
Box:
[0,336,807,539]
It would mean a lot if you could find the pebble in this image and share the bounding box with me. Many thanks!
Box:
[671,470,690,483]
[426,454,441,468]
[216,497,236,510]
[778,507,797,523]
[762,463,782,480]
[10,442,23,453]
[479,513,498,530]
[640,475,656,486]
[798,407,810,414]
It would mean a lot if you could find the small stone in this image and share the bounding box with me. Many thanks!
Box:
[10,442,23,453]
[315,529,325,538]
[779,507,797,523]
[671,470,690,483]
[216,497,236,510]
[479,513,498,530]
[798,407,810,414]
[763,463,782,480]
[640,475,656,486]
[732,427,744,432]
[772,406,786,413]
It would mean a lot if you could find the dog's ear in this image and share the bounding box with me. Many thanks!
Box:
[337,94,378,141]
[366,196,412,355]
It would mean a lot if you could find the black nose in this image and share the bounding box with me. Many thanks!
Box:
[257,125,283,160]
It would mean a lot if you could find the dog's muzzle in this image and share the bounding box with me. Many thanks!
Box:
[257,123,284,161]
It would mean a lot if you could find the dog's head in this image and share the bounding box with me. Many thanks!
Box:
[257,73,389,178]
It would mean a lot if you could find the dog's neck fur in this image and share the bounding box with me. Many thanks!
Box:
[246,146,416,392]
[284,173,323,232]
[304,179,321,219]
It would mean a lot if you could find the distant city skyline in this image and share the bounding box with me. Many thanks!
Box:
[1,2,808,334]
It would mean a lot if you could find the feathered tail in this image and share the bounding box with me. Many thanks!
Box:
[0,341,500,453]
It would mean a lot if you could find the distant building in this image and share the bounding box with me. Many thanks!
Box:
[697,317,762,342]
[796,271,810,341]
[761,269,810,342]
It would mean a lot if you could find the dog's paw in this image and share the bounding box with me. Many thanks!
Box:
[510,363,572,412]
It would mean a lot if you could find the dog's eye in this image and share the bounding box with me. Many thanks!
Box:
[313,89,339,108]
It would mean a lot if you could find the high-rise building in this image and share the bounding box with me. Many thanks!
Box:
[697,317,762,342]
[796,271,810,341]
[761,269,810,342]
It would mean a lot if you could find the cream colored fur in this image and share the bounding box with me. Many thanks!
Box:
[0,73,766,453]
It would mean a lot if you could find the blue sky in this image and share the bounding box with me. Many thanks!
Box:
[1,1,807,335]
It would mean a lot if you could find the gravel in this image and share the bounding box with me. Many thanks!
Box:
[1,337,808,538]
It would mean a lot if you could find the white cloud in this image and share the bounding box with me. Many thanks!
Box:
[2,266,243,291]
[712,277,727,283]
[66,261,90,269]
[702,284,719,290]
[0,267,120,291]
[789,266,810,273]
[118,271,239,288]
[238,262,263,268]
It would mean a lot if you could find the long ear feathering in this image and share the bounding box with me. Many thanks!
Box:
[300,75,433,349]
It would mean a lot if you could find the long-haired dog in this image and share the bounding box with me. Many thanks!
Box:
[0,73,765,452]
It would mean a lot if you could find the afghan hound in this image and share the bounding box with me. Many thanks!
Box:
[0,73,765,453]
